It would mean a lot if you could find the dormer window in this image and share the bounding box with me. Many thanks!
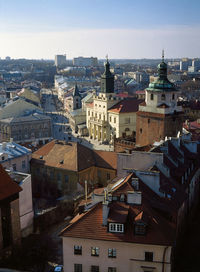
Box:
[120,194,125,202]
[109,223,124,233]
[134,222,146,235]
[161,94,165,100]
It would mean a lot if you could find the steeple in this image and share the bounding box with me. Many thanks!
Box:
[73,84,81,97]
[100,57,114,93]
[157,50,167,80]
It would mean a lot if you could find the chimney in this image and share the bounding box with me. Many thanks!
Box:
[102,189,110,226]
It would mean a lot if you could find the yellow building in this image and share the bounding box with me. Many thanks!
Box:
[86,60,144,143]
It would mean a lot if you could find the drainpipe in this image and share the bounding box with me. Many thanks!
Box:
[162,246,169,272]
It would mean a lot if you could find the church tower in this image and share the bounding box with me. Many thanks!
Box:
[136,53,183,146]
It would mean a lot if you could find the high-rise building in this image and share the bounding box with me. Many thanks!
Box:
[136,54,183,147]
[73,56,98,67]
[55,54,67,67]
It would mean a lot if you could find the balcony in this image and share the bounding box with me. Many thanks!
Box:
[89,117,108,126]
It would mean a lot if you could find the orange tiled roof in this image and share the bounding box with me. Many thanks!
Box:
[0,164,22,201]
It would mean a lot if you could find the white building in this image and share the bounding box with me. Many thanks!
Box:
[73,57,98,67]
[0,141,31,173]
[55,54,67,67]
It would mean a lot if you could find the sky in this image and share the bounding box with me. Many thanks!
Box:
[0,0,200,59]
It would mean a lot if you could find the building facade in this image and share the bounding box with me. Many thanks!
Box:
[136,56,183,147]
[0,113,52,145]
[61,173,174,272]
[0,141,32,173]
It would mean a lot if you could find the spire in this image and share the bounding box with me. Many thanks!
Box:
[104,55,112,76]
[158,50,167,79]
[73,84,81,97]
[101,56,114,93]
[162,49,164,62]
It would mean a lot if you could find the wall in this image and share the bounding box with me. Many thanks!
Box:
[10,198,21,246]
[117,151,163,177]
[19,174,34,237]
[1,153,31,173]
[136,111,183,147]
[63,237,172,272]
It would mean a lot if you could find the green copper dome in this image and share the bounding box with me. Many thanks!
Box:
[146,59,178,92]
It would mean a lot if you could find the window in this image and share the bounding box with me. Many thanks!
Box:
[145,252,153,262]
[161,94,165,100]
[109,223,124,233]
[91,266,99,272]
[88,111,90,116]
[108,248,116,258]
[107,173,111,180]
[2,156,5,161]
[74,264,82,272]
[172,93,175,100]
[150,93,154,100]
[140,128,142,134]
[114,117,116,123]
[65,175,69,183]
[110,116,112,122]
[108,268,117,272]
[91,247,99,256]
[22,160,26,169]
[134,223,146,235]
[74,245,82,255]
[148,119,150,124]
[125,118,130,124]
[12,164,16,171]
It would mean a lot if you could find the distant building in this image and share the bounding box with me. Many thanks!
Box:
[180,58,192,71]
[31,140,117,198]
[0,113,52,145]
[0,141,31,173]
[73,57,98,67]
[55,54,67,67]
[136,56,183,147]
[86,60,144,143]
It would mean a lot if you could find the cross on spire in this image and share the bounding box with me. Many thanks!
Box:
[162,49,164,62]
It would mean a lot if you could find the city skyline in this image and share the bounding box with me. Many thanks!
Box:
[0,0,200,59]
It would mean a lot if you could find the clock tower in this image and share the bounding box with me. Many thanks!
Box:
[136,53,183,146]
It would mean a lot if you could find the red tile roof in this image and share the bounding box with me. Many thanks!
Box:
[32,140,117,171]
[108,99,144,113]
[0,165,22,201]
[61,173,176,246]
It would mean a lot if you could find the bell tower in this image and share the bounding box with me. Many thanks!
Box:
[136,53,184,146]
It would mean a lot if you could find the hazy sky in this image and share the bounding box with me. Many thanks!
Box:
[0,0,200,59]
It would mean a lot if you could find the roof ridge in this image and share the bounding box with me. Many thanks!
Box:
[60,202,101,236]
